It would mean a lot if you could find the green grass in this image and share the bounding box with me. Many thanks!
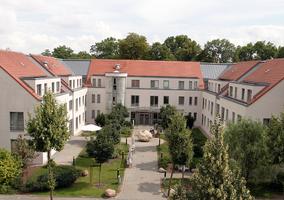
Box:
[161,178,191,190]
[30,143,128,198]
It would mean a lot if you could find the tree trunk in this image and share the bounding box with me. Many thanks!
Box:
[167,164,175,197]
[47,151,53,200]
[99,163,102,186]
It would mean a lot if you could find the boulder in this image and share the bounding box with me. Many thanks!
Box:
[137,130,152,142]
[81,169,89,177]
[105,188,116,197]
[158,167,167,173]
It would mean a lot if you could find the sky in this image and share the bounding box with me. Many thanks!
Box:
[1,0,284,54]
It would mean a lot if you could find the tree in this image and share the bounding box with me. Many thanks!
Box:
[119,33,149,59]
[164,35,201,61]
[165,113,193,196]
[224,119,268,180]
[52,45,74,59]
[86,133,114,186]
[147,42,175,60]
[95,113,106,127]
[200,39,236,63]
[27,92,69,200]
[41,49,52,56]
[102,124,121,145]
[253,41,277,60]
[266,113,284,164]
[277,46,284,58]
[159,105,177,130]
[13,135,35,169]
[234,43,255,61]
[75,51,91,59]
[0,148,21,193]
[190,118,253,200]
[107,103,129,126]
[90,37,119,58]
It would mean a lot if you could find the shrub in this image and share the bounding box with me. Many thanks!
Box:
[25,165,81,192]
[120,127,132,137]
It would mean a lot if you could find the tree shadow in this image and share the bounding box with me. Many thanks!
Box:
[135,160,158,171]
[138,182,163,196]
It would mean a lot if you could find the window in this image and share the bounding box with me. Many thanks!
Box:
[69,100,72,110]
[10,112,24,131]
[202,98,205,109]
[263,118,270,125]
[92,78,96,87]
[163,80,169,89]
[237,114,242,121]
[76,117,78,129]
[150,96,158,107]
[52,82,55,92]
[36,84,42,96]
[44,83,47,94]
[150,80,159,88]
[194,112,197,120]
[131,95,139,106]
[131,80,140,88]
[56,81,60,92]
[97,94,101,103]
[232,112,235,123]
[178,96,185,105]
[211,102,213,115]
[218,84,221,92]
[77,79,79,88]
[163,96,169,104]
[189,97,192,105]
[92,110,95,119]
[79,115,81,124]
[98,79,101,87]
[221,107,225,120]
[76,98,78,111]
[69,80,72,88]
[79,97,81,107]
[194,97,198,106]
[194,81,198,90]
[80,79,82,87]
[113,78,117,90]
[92,94,96,103]
[234,87,238,98]
[247,89,252,102]
[97,110,100,115]
[189,81,192,90]
[216,103,220,116]
[73,80,75,88]
[229,86,233,96]
[226,109,229,121]
[178,81,184,89]
[82,96,85,106]
[241,88,245,100]
[201,114,204,125]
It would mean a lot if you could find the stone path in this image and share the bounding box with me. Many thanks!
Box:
[52,136,86,165]
[116,127,166,200]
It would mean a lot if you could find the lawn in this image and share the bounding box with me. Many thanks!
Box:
[30,143,129,198]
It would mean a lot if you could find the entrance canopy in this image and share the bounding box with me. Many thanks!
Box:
[81,124,102,132]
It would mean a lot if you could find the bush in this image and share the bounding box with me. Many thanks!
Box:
[120,127,132,137]
[25,165,81,192]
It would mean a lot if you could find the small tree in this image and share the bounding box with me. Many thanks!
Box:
[224,119,268,180]
[102,124,121,145]
[267,113,284,164]
[87,133,114,186]
[107,104,129,127]
[0,148,21,193]
[159,105,177,130]
[95,113,106,127]
[27,92,69,200]
[190,117,253,200]
[165,113,193,196]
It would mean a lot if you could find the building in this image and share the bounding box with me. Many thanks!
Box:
[1,50,283,164]
[0,50,87,164]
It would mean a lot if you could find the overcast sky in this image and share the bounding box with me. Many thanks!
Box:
[1,0,284,54]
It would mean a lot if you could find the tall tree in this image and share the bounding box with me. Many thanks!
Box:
[190,118,253,200]
[266,113,284,164]
[253,41,277,60]
[159,105,178,130]
[164,35,201,61]
[277,46,284,58]
[234,43,255,61]
[86,132,114,186]
[200,39,236,63]
[52,45,74,59]
[41,49,52,56]
[27,92,69,200]
[147,42,175,60]
[224,119,268,180]
[165,113,193,196]
[75,51,92,59]
[90,37,119,58]
[119,33,149,59]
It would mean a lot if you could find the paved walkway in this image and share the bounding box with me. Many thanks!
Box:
[116,127,166,200]
[52,136,87,165]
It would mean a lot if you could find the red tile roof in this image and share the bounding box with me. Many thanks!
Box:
[31,54,72,76]
[0,50,48,100]
[219,60,260,81]
[242,59,284,104]
[87,59,204,88]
